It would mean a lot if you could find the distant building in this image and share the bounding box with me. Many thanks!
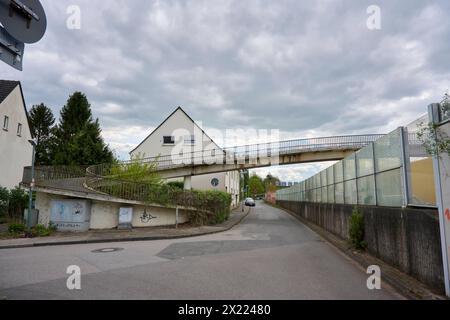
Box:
[277,181,300,187]
[0,80,32,189]
[131,107,241,208]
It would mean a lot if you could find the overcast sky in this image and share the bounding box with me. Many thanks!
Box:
[1,0,449,181]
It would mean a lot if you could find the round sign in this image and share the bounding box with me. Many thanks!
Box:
[0,0,47,44]
[211,178,219,187]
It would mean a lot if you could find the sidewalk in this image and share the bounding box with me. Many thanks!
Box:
[0,208,251,250]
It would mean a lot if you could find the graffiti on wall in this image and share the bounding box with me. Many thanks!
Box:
[140,208,157,223]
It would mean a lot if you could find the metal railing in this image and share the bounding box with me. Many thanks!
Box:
[22,165,88,183]
[88,134,386,175]
[84,174,154,202]
[24,134,387,202]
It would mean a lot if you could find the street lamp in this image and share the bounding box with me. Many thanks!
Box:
[27,139,37,229]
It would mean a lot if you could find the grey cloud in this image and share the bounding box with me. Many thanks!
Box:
[1,0,449,176]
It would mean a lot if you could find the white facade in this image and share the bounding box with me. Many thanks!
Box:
[131,107,241,207]
[0,82,32,189]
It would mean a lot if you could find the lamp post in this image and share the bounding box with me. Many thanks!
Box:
[27,139,36,229]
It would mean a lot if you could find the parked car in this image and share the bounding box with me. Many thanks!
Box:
[245,198,256,207]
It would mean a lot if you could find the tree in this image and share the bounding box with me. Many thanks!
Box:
[241,169,249,197]
[8,187,28,219]
[441,92,450,120]
[248,173,265,197]
[264,174,280,192]
[50,92,114,165]
[0,186,9,218]
[28,103,55,165]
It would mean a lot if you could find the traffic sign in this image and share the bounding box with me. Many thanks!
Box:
[0,0,47,44]
[0,25,24,70]
[0,0,46,70]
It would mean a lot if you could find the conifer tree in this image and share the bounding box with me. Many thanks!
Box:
[28,103,55,165]
[51,92,114,165]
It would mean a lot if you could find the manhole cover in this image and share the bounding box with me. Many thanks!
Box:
[91,247,124,253]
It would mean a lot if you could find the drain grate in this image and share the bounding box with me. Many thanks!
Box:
[91,247,124,253]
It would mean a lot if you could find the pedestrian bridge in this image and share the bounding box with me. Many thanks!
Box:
[89,134,385,179]
[23,134,385,203]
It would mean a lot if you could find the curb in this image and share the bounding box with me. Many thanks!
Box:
[0,209,251,250]
[269,202,447,300]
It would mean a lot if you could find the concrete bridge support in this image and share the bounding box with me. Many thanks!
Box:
[183,176,192,190]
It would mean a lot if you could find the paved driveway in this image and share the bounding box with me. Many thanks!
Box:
[0,201,402,299]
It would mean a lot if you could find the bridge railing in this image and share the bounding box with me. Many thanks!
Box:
[129,134,386,171]
[22,165,88,184]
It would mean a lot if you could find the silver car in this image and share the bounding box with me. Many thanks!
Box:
[244,198,256,207]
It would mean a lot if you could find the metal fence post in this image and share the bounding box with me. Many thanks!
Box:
[372,142,378,206]
[342,158,346,204]
[399,127,411,207]
[428,103,450,297]
[354,154,359,205]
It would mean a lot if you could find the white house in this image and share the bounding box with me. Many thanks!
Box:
[0,80,32,189]
[131,107,241,207]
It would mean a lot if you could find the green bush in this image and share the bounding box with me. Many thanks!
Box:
[166,181,184,190]
[349,207,366,250]
[48,222,58,233]
[0,186,9,219]
[8,223,26,235]
[146,187,232,226]
[31,224,54,237]
[109,153,162,184]
[8,187,28,219]
[183,190,232,226]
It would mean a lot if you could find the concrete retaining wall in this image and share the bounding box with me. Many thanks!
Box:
[277,200,445,293]
[36,192,189,230]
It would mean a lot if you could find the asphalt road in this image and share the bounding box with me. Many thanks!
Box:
[0,201,402,300]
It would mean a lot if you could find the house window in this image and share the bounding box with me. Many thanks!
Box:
[2,116,8,131]
[184,135,195,145]
[163,136,175,145]
[17,123,22,137]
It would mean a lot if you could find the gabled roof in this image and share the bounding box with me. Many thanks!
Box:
[0,80,33,138]
[0,80,20,104]
[130,106,222,155]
